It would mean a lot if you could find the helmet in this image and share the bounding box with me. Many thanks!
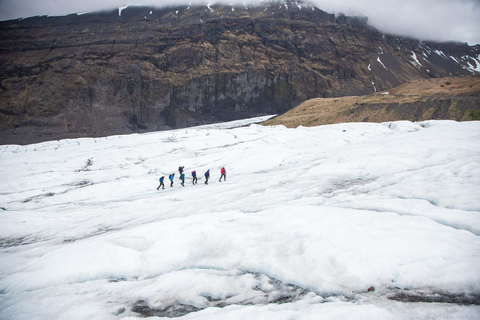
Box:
[208,169,210,171]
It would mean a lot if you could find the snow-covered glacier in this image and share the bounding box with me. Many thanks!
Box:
[1,118,479,319]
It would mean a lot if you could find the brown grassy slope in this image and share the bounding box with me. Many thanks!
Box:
[263,76,480,128]
[388,76,480,95]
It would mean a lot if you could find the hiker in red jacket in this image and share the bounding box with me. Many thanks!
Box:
[219,167,226,182]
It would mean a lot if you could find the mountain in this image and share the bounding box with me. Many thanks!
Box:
[1,0,479,145]
[263,76,480,127]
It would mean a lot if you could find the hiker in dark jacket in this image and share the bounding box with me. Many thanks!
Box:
[204,169,210,184]
[178,166,185,175]
[191,171,198,184]
[157,176,165,190]
[169,173,175,187]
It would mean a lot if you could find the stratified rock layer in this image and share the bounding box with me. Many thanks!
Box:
[1,2,479,144]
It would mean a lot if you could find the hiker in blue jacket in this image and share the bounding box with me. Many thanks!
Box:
[204,169,210,184]
[191,170,198,184]
[157,176,165,190]
[180,172,185,186]
[169,173,175,187]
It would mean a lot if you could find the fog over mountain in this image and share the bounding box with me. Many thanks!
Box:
[0,0,479,45]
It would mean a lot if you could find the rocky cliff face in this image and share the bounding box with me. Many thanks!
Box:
[1,0,479,144]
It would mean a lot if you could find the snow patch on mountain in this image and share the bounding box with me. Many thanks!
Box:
[118,5,128,16]
[377,56,388,70]
[410,51,422,68]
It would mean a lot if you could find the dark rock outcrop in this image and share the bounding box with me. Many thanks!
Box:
[0,1,479,144]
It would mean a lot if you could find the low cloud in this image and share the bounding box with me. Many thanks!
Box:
[313,0,480,45]
[0,0,478,44]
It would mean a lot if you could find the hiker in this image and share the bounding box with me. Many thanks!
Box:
[204,169,210,184]
[191,170,198,184]
[169,173,175,187]
[219,167,226,182]
[178,166,185,175]
[180,172,185,186]
[157,176,165,190]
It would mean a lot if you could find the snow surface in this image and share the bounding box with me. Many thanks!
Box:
[1,118,480,320]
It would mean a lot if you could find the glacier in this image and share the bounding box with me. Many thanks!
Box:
[0,117,479,319]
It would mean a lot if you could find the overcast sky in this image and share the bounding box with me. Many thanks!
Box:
[0,0,479,45]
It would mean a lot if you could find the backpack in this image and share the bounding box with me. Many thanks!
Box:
[160,177,164,182]
[169,174,174,180]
